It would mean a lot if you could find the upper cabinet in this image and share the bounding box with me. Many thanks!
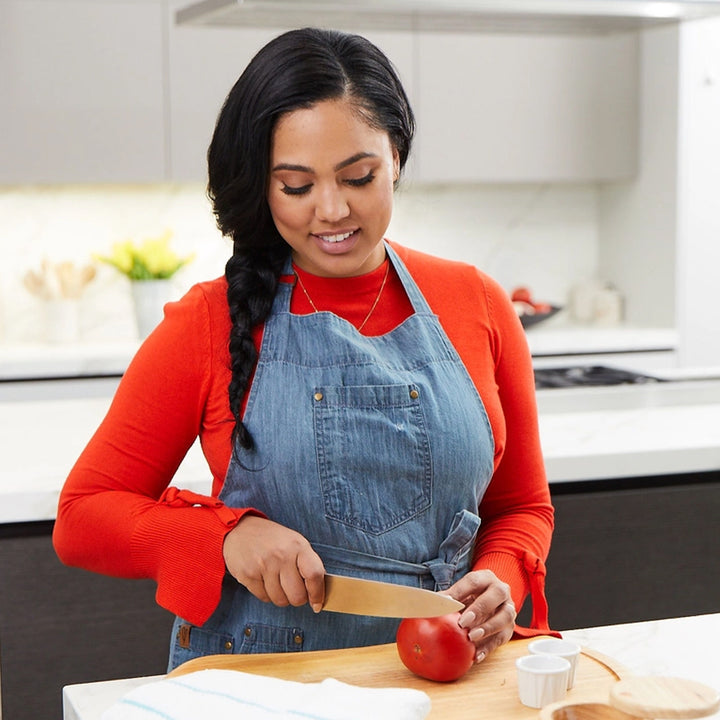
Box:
[166,6,415,181]
[1,0,641,184]
[0,0,166,184]
[412,32,638,183]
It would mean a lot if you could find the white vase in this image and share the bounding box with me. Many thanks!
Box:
[131,280,173,339]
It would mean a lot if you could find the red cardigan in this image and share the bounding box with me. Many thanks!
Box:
[54,242,555,633]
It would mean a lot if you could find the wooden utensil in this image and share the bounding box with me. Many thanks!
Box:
[540,646,719,720]
[168,637,632,718]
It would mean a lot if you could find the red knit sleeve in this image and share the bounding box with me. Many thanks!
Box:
[53,283,259,626]
[470,273,557,636]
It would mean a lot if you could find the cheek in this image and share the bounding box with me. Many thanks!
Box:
[268,193,304,233]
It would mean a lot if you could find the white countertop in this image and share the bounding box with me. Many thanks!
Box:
[62,613,720,720]
[0,325,678,381]
[2,371,720,523]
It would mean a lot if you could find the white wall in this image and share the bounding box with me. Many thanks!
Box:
[0,182,598,343]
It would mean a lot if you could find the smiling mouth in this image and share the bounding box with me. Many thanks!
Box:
[313,230,358,243]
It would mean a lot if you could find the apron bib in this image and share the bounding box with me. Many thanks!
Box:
[169,244,494,669]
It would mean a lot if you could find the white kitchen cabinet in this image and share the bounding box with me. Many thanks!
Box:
[0,0,166,184]
[1,0,639,184]
[167,21,637,183]
[165,1,416,181]
[413,31,638,183]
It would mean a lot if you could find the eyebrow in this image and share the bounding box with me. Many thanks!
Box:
[271,152,378,174]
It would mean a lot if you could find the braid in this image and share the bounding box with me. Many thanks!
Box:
[225,241,288,450]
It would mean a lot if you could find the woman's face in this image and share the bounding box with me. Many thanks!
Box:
[267,98,399,277]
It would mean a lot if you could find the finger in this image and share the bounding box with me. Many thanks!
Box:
[279,567,311,607]
[443,569,495,604]
[459,581,512,628]
[241,575,272,604]
[297,552,326,613]
[473,622,514,663]
[261,572,292,607]
[468,600,516,661]
[468,600,516,642]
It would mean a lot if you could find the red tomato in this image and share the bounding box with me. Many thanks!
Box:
[511,286,533,304]
[396,612,476,682]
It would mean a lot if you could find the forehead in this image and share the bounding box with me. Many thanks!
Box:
[271,99,392,160]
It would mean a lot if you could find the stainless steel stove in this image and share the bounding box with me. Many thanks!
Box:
[533,365,665,389]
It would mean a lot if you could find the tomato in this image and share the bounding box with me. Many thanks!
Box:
[511,286,533,304]
[396,612,476,682]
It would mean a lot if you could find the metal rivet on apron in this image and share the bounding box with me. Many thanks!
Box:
[314,392,323,401]
[244,626,252,637]
[224,640,233,650]
[293,634,303,645]
[409,388,419,399]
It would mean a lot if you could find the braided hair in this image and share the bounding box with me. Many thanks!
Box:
[207,27,415,450]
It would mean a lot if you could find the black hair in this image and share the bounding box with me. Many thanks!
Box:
[207,27,415,450]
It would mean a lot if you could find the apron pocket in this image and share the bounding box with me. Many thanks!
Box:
[313,383,432,535]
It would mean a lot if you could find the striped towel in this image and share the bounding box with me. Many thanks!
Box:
[101,669,431,720]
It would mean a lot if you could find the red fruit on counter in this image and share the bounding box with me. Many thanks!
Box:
[511,287,533,304]
[396,613,476,682]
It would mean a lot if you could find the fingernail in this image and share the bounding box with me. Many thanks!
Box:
[475,651,486,663]
[312,603,322,614]
[469,626,485,642]
[458,610,475,628]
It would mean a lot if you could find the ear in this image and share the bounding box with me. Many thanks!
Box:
[392,148,400,182]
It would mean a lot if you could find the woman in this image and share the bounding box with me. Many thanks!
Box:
[54,27,555,670]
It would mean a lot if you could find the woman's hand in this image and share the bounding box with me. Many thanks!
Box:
[223,515,326,612]
[444,569,516,663]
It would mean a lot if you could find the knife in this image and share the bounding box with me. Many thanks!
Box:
[322,573,464,618]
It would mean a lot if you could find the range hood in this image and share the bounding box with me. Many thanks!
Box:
[176,0,720,34]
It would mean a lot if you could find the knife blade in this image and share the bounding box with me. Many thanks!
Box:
[322,573,464,618]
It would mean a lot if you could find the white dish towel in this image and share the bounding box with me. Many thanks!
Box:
[101,668,432,720]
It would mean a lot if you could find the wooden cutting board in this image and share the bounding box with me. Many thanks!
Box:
[168,636,628,719]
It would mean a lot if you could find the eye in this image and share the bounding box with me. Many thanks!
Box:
[281,183,312,196]
[345,172,375,188]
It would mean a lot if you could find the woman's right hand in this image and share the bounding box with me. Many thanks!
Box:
[222,514,326,612]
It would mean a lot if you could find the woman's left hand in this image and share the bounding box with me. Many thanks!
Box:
[443,569,516,663]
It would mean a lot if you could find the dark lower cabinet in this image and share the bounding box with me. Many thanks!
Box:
[542,472,720,631]
[0,522,174,720]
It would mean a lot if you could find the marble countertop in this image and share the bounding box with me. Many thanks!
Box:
[0,325,678,381]
[62,613,720,720]
[2,371,720,523]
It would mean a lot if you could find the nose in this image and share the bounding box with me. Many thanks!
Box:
[315,184,350,223]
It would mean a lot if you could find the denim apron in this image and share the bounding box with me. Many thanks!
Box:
[169,244,494,669]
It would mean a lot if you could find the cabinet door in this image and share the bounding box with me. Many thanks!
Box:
[0,0,165,183]
[0,523,174,720]
[166,4,416,182]
[413,31,638,182]
[542,476,720,631]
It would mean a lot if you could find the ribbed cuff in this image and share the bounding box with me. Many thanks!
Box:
[131,500,248,627]
[473,550,530,611]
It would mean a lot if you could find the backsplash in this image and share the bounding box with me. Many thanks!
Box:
[0,183,598,343]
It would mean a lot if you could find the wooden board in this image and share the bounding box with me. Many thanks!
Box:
[168,637,628,718]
